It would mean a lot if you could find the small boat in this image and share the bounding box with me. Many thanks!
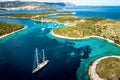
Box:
[32,48,49,73]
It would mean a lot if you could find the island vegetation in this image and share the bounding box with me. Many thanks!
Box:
[96,57,120,80]
[0,21,23,37]
[0,10,120,45]
[0,8,7,10]
[0,10,118,39]
[0,10,73,38]
[88,56,120,80]
[0,10,73,18]
[50,16,120,45]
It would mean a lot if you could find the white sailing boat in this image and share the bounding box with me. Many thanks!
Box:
[32,48,49,73]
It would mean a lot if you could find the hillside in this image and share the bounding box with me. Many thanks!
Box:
[51,16,120,45]
[0,1,75,10]
[0,21,23,37]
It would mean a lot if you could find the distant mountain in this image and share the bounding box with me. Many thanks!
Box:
[0,1,27,8]
[43,2,75,7]
[0,1,75,10]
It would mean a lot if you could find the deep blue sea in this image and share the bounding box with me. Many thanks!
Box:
[0,6,120,80]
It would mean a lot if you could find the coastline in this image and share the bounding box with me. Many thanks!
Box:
[0,16,65,25]
[51,30,120,47]
[0,26,26,39]
[0,16,30,19]
[88,55,120,80]
[0,9,120,80]
[0,13,77,25]
[1,14,120,48]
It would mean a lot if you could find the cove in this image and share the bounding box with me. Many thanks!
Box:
[0,17,80,80]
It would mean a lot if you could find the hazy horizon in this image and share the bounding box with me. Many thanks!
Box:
[0,0,120,6]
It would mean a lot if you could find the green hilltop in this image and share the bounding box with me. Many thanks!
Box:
[51,16,120,45]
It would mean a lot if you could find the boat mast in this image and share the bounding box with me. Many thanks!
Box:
[42,49,45,61]
[36,48,39,66]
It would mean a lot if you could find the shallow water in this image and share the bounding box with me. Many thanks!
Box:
[0,17,81,80]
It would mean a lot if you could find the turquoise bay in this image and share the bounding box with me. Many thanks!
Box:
[0,6,120,80]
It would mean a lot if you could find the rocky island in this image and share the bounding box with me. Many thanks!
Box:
[88,56,120,80]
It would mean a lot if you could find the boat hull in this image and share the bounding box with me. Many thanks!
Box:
[32,60,49,73]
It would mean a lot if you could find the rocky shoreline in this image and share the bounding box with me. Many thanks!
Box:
[88,56,120,80]
[51,30,120,47]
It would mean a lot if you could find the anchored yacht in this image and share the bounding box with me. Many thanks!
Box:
[32,48,49,73]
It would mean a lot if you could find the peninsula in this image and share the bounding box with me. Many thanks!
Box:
[46,15,120,80]
[0,21,24,38]
[0,10,73,39]
[0,10,73,18]
[50,16,120,45]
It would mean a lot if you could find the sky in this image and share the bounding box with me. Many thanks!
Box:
[0,0,120,6]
